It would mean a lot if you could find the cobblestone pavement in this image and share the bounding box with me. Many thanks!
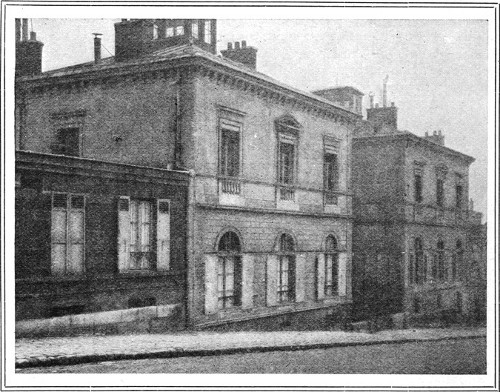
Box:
[15,326,486,368]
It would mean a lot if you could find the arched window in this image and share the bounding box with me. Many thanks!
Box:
[437,240,446,281]
[277,233,296,302]
[453,240,463,281]
[217,231,242,309]
[324,235,339,296]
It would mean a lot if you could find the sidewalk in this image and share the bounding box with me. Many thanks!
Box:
[16,326,486,369]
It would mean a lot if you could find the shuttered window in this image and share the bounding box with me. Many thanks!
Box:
[217,231,242,309]
[51,193,85,274]
[277,233,295,302]
[437,240,446,281]
[324,235,339,296]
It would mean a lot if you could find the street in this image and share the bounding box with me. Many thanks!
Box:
[18,337,486,374]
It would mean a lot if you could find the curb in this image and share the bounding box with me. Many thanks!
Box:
[15,333,486,369]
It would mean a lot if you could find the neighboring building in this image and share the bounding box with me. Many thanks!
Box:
[15,150,190,323]
[15,19,359,330]
[351,97,485,321]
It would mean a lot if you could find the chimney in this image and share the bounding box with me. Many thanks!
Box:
[93,33,102,64]
[382,75,389,107]
[366,102,398,134]
[15,19,44,77]
[221,41,258,69]
[369,92,374,108]
[424,130,445,146]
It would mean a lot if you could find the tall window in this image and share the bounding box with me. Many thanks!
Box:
[453,240,463,281]
[129,200,152,270]
[191,22,199,39]
[324,235,339,296]
[456,184,463,209]
[217,231,242,309]
[414,173,423,203]
[204,20,212,44]
[437,240,446,281]
[52,128,80,157]
[219,119,241,195]
[278,234,296,302]
[411,238,425,284]
[278,141,296,200]
[51,193,85,274]
[175,24,184,36]
[166,27,174,37]
[436,178,444,207]
[152,24,159,39]
[324,153,339,204]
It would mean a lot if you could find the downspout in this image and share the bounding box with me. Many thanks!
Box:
[186,169,196,328]
[174,71,183,170]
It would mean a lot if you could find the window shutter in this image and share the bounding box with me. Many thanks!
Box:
[241,254,254,309]
[295,253,306,302]
[316,254,326,300]
[117,196,130,272]
[266,255,278,306]
[204,254,218,314]
[156,199,171,271]
[338,252,348,297]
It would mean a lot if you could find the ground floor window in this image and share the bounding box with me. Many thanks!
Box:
[324,235,339,296]
[217,231,242,309]
[278,233,296,302]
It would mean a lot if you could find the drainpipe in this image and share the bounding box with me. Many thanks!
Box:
[174,71,183,170]
[185,169,196,328]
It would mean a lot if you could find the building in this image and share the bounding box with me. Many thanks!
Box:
[15,18,359,330]
[351,94,485,322]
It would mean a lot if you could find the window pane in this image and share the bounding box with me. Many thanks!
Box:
[414,174,423,202]
[68,244,84,274]
[220,129,240,177]
[324,153,338,191]
[52,210,67,243]
[279,142,294,184]
[166,27,174,37]
[51,244,66,273]
[192,22,199,38]
[204,20,212,44]
[68,210,84,243]
[175,25,184,36]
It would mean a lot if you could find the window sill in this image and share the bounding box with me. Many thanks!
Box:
[276,199,299,211]
[324,204,340,214]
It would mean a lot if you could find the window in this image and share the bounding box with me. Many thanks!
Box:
[452,240,463,281]
[219,119,242,195]
[52,128,80,156]
[153,24,159,39]
[191,22,199,39]
[51,193,85,274]
[166,27,174,37]
[410,238,425,284]
[276,116,301,203]
[437,240,446,281]
[217,231,242,309]
[414,173,423,203]
[324,235,339,296]
[456,184,463,209]
[277,234,296,302]
[324,153,339,204]
[436,178,444,207]
[118,198,171,272]
[175,25,184,36]
[204,20,212,44]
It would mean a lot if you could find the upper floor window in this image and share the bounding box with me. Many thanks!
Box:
[191,22,199,39]
[323,137,340,205]
[436,178,444,207]
[166,27,174,37]
[324,235,339,296]
[218,110,244,196]
[51,193,85,275]
[436,240,446,281]
[204,20,212,44]
[153,24,159,40]
[452,239,463,281]
[276,116,301,202]
[175,25,184,36]
[277,233,296,302]
[52,128,80,157]
[410,237,425,285]
[456,184,463,209]
[217,231,242,309]
[414,172,423,203]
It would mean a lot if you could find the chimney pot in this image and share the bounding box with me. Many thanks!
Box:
[93,33,102,64]
[375,103,379,108]
[425,131,429,137]
[438,130,442,135]
[30,31,36,41]
[235,41,240,50]
[242,40,247,48]
[433,131,437,136]
[391,101,395,107]
[227,42,233,50]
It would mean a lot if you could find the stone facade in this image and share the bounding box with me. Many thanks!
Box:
[351,106,484,322]
[15,19,358,329]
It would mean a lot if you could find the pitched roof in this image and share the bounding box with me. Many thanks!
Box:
[18,44,360,118]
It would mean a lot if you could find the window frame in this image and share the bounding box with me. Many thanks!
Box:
[51,192,86,275]
[437,240,446,282]
[217,231,242,309]
[275,116,301,202]
[324,235,339,297]
[277,233,296,303]
[218,112,244,196]
[128,199,154,271]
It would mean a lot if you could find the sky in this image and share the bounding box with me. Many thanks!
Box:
[27,18,489,219]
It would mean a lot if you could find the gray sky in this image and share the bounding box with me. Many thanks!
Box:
[30,18,488,219]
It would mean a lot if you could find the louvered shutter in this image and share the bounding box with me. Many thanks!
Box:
[295,253,306,302]
[156,199,171,271]
[316,254,326,300]
[338,252,347,297]
[204,254,218,314]
[241,254,254,309]
[266,255,278,306]
[117,196,130,272]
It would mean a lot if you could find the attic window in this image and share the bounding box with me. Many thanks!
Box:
[192,22,199,39]
[153,24,159,40]
[166,27,174,37]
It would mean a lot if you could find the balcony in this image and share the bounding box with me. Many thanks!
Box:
[220,177,241,195]
[276,184,299,211]
[218,177,244,206]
